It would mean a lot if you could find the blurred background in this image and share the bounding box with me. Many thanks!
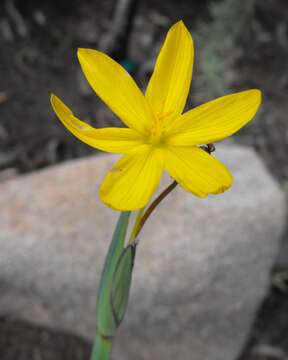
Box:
[0,0,287,359]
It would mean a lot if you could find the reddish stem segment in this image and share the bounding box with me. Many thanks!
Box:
[134,180,178,239]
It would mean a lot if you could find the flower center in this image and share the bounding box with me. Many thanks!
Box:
[149,125,164,145]
[148,111,175,146]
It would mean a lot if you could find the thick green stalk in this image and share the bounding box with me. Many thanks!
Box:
[91,212,131,360]
[90,180,178,360]
[90,333,113,360]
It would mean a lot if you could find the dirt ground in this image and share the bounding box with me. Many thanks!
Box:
[0,0,287,359]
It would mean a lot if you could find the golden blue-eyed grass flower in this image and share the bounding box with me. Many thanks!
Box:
[50,21,261,211]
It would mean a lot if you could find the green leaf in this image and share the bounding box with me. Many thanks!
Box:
[111,244,136,326]
[96,211,130,337]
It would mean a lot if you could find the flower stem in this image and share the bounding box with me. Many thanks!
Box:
[91,181,177,359]
[130,180,177,241]
[128,207,145,244]
[90,332,113,360]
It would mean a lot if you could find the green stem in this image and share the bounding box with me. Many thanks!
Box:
[90,180,178,360]
[128,207,145,244]
[90,333,113,360]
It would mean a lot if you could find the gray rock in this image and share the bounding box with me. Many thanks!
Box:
[275,236,288,269]
[0,144,285,360]
[275,187,288,269]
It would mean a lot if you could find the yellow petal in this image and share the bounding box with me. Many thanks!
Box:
[77,48,154,135]
[100,146,163,210]
[145,21,194,121]
[50,95,144,153]
[166,89,262,145]
[164,146,233,197]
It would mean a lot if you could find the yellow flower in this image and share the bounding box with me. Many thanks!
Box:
[50,21,261,211]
